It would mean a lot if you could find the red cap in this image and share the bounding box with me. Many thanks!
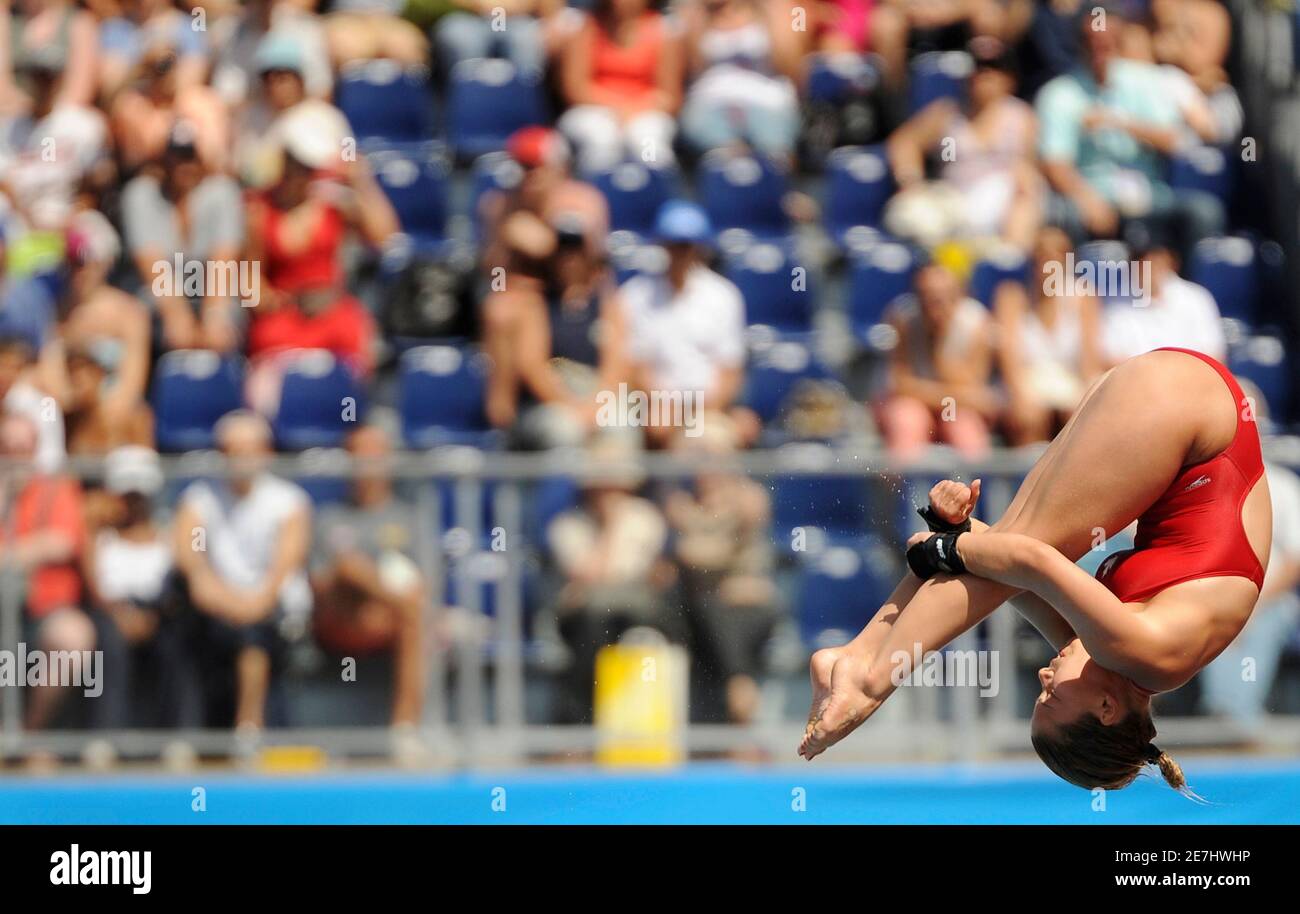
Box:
[506,126,569,169]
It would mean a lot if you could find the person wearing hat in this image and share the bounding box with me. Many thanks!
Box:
[83,445,199,729]
[618,200,749,447]
[120,118,244,351]
[886,35,1040,252]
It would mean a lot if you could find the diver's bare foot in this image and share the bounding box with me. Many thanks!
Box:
[799,652,879,760]
[803,648,841,742]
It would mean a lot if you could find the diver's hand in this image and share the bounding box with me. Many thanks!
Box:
[928,478,980,526]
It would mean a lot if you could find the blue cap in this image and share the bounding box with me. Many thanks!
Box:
[653,200,712,246]
[255,33,305,75]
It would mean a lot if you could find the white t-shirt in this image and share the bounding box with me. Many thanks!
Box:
[180,474,312,619]
[1101,274,1226,364]
[95,531,173,604]
[620,265,746,399]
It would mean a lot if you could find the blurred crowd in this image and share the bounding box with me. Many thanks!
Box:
[0,0,1296,748]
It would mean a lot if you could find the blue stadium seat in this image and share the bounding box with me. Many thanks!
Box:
[468,151,522,242]
[366,140,452,253]
[723,241,815,330]
[398,344,499,448]
[823,145,892,249]
[697,149,791,239]
[272,350,365,450]
[294,448,351,506]
[1188,235,1259,323]
[1230,332,1291,421]
[1170,144,1234,204]
[445,58,547,160]
[968,250,1030,307]
[847,241,917,343]
[335,60,435,142]
[807,52,877,103]
[151,350,244,452]
[907,51,971,115]
[742,333,834,422]
[770,466,872,541]
[795,534,898,648]
[592,162,677,237]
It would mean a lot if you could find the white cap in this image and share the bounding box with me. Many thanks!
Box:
[104,446,164,496]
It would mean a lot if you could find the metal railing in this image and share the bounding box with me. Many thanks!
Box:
[4,436,1300,767]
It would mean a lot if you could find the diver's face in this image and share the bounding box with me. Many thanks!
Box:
[1030,639,1114,736]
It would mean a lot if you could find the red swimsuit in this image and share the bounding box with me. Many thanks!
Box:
[1095,348,1266,603]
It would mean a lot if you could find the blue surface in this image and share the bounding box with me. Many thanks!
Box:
[2,759,1297,824]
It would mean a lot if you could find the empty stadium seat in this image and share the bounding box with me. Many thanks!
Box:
[1188,235,1260,323]
[823,145,892,248]
[807,52,877,103]
[847,241,917,342]
[398,344,499,448]
[1169,144,1234,204]
[771,469,872,541]
[907,51,971,114]
[366,140,452,253]
[1230,332,1291,421]
[272,350,366,450]
[335,60,435,142]
[151,350,244,452]
[968,250,1030,306]
[697,149,791,239]
[723,241,815,330]
[592,162,677,237]
[742,333,834,422]
[794,534,898,647]
[445,58,548,160]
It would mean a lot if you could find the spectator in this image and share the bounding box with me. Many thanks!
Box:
[1100,235,1225,365]
[619,201,751,448]
[108,31,228,174]
[98,0,210,97]
[1152,0,1241,146]
[0,410,88,730]
[84,445,199,728]
[812,0,909,89]
[230,31,348,189]
[322,0,429,69]
[121,121,244,351]
[0,0,99,112]
[0,43,110,235]
[876,262,997,461]
[1035,7,1223,254]
[547,435,675,723]
[484,215,629,448]
[663,421,775,725]
[435,0,557,78]
[310,424,426,729]
[50,211,154,454]
[678,0,803,163]
[210,0,333,111]
[242,102,395,403]
[993,225,1102,445]
[479,126,609,274]
[171,410,312,730]
[886,35,1040,252]
[0,333,65,472]
[557,0,684,173]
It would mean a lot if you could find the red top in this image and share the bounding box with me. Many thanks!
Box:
[253,193,346,295]
[1096,348,1266,603]
[1,476,85,618]
[589,13,666,112]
